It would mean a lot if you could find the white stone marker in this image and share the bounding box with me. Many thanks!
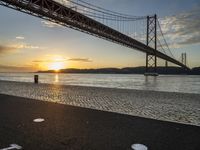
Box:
[131,143,148,150]
[33,118,45,123]
[0,144,22,150]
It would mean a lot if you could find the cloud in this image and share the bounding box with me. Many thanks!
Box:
[0,43,40,55]
[33,58,67,63]
[159,6,200,47]
[16,36,25,40]
[68,58,92,62]
[0,64,35,72]
[41,20,62,28]
[16,44,40,49]
[32,59,63,63]
[0,45,20,55]
[32,60,50,63]
[0,45,17,53]
[33,57,92,63]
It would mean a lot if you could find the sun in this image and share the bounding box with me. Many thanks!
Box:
[38,55,67,71]
[48,62,65,72]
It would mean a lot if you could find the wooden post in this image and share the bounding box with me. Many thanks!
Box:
[34,75,39,84]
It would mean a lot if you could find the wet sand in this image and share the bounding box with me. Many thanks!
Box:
[0,80,200,126]
[0,94,200,150]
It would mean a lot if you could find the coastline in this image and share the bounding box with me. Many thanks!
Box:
[0,80,200,126]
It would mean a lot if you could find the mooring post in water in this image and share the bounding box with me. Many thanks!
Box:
[34,75,39,84]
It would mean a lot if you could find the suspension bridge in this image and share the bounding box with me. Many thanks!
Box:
[0,0,190,74]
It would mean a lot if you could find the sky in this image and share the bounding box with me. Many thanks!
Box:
[0,0,200,72]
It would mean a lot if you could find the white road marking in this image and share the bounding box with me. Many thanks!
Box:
[131,143,148,150]
[33,118,45,123]
[0,144,22,150]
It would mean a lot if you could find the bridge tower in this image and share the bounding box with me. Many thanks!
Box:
[181,53,187,66]
[145,15,158,76]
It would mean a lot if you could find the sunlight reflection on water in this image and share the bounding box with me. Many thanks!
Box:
[54,74,59,83]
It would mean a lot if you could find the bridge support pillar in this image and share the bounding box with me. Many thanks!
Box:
[165,61,168,67]
[181,53,187,66]
[165,61,168,74]
[144,15,158,76]
[145,53,158,76]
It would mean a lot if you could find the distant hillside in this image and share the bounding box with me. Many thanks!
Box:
[37,66,200,75]
[191,67,200,75]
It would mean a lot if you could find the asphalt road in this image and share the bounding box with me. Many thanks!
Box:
[0,94,199,150]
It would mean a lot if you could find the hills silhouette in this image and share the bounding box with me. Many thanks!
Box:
[38,66,200,75]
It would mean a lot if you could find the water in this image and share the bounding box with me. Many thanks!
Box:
[0,73,200,94]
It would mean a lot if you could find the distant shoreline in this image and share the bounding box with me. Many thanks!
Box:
[37,66,200,75]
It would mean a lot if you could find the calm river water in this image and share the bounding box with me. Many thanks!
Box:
[0,73,200,94]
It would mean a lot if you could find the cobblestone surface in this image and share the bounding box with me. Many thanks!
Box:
[0,80,200,126]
